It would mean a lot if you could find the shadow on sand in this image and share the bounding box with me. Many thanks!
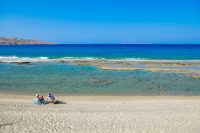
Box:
[52,100,66,104]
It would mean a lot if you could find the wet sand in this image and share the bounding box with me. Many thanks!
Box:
[1,94,200,133]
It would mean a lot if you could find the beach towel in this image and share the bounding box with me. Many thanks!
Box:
[32,98,41,105]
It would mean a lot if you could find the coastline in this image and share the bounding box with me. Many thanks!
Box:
[0,37,56,45]
[1,45,200,132]
[2,93,200,102]
[1,93,200,133]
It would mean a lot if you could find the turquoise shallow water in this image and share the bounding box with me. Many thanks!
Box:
[0,63,199,96]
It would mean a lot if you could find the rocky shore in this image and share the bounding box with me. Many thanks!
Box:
[0,37,55,45]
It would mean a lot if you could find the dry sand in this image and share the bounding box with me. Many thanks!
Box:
[0,94,200,133]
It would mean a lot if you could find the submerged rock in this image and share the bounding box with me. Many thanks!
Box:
[12,62,31,65]
[90,79,114,86]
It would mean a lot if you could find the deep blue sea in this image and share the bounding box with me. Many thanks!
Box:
[0,44,200,59]
[0,44,200,96]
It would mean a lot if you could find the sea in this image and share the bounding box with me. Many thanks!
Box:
[0,44,200,95]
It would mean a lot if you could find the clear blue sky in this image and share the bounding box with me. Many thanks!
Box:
[0,0,200,44]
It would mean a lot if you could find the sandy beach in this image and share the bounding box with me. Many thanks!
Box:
[1,94,200,133]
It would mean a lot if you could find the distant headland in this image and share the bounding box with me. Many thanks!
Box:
[0,37,56,45]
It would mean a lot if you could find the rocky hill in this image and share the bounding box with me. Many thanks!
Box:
[0,37,55,45]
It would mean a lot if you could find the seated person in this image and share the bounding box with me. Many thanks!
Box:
[33,94,46,105]
[47,93,55,103]
[39,95,46,104]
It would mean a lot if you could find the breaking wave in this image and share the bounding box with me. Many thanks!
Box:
[0,56,199,63]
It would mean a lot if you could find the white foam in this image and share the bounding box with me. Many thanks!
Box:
[0,56,200,63]
[0,56,51,63]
